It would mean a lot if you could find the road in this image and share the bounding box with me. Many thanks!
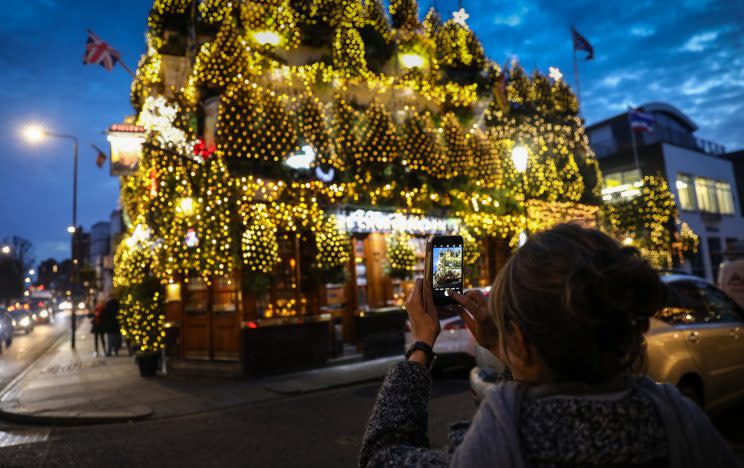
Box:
[0,371,474,468]
[0,314,69,391]
[0,367,742,467]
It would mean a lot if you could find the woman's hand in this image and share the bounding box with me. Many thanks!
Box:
[404,278,441,347]
[451,290,500,351]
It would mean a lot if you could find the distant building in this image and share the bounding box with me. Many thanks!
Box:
[587,102,744,282]
[71,227,91,268]
[90,221,111,301]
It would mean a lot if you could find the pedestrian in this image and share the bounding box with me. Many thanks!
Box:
[360,223,739,468]
[91,301,106,357]
[101,296,121,357]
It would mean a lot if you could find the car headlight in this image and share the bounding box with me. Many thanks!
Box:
[20,317,30,327]
[77,302,85,309]
[40,310,49,318]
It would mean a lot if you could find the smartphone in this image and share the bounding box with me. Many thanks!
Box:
[426,235,464,305]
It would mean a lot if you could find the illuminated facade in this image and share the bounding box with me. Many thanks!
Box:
[116,0,601,363]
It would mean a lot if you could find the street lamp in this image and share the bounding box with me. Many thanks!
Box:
[21,123,80,349]
[1,245,9,255]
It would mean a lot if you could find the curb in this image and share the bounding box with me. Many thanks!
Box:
[0,321,153,426]
[0,405,153,426]
[262,356,400,395]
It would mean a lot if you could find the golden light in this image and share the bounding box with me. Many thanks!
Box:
[511,145,529,173]
[253,30,281,46]
[399,53,425,69]
[177,197,197,217]
[623,237,634,245]
[22,124,46,143]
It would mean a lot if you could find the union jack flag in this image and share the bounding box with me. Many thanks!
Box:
[629,109,656,133]
[83,30,120,71]
[571,27,594,60]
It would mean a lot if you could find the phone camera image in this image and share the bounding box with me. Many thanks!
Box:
[432,246,463,290]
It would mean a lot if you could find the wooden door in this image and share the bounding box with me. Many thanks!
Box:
[181,277,210,359]
[211,275,240,360]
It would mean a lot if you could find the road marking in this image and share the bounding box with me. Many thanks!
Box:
[0,428,49,448]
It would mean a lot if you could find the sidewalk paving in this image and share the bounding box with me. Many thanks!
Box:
[0,318,399,425]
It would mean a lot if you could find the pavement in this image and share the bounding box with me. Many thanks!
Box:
[0,317,401,426]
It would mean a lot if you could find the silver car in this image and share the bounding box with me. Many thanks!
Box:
[470,274,744,412]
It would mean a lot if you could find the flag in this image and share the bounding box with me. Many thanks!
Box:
[92,144,107,168]
[83,30,121,71]
[571,27,594,60]
[629,109,656,133]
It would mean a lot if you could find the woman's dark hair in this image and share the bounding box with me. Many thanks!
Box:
[489,223,663,384]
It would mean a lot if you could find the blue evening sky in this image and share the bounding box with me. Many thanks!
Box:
[1,0,742,263]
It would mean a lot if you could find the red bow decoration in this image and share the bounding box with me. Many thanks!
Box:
[193,139,217,158]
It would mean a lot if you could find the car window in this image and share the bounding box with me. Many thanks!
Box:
[699,285,744,323]
[656,282,713,324]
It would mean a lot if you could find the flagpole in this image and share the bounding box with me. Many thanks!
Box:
[573,45,581,113]
[118,60,136,78]
[627,107,641,172]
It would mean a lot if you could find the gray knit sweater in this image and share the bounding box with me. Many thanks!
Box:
[359,361,741,468]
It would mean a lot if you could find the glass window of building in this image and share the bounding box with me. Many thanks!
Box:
[694,177,719,213]
[715,181,735,215]
[603,169,642,188]
[675,174,696,211]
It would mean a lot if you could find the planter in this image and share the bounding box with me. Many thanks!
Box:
[241,316,330,376]
[136,352,159,377]
[355,307,407,358]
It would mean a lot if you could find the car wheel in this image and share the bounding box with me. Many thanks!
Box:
[678,382,703,407]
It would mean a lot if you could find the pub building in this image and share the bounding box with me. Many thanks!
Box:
[117,0,601,375]
[160,209,498,372]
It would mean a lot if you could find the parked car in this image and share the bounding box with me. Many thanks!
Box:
[470,274,744,412]
[7,304,34,334]
[0,307,14,350]
[404,287,490,370]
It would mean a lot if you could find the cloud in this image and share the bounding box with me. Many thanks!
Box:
[680,31,719,52]
[488,3,530,27]
[630,25,655,37]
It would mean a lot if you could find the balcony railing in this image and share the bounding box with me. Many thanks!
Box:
[591,125,726,159]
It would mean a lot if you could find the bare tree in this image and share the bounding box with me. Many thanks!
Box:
[2,236,35,272]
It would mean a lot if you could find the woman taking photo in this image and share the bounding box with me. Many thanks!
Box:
[360,223,739,467]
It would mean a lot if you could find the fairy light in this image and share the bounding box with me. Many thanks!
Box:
[119,0,684,330]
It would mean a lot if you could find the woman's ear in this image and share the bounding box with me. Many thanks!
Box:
[504,321,530,367]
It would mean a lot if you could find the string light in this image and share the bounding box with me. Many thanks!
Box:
[117,0,681,334]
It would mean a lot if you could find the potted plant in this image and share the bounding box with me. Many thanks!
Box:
[114,238,166,378]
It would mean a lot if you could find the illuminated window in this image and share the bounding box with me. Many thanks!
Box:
[715,181,735,215]
[675,174,696,211]
[603,169,641,188]
[694,177,719,213]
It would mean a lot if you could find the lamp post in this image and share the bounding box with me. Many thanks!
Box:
[22,124,80,349]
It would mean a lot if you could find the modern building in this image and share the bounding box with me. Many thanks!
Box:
[587,102,744,282]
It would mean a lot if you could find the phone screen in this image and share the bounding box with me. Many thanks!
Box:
[429,235,464,305]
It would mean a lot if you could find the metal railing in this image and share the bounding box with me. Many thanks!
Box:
[591,126,725,158]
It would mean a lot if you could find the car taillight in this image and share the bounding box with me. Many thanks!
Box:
[444,320,465,331]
